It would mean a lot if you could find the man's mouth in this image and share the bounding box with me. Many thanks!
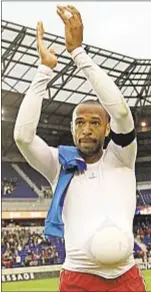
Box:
[79,138,96,143]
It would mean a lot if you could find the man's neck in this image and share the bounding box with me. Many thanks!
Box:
[81,149,103,164]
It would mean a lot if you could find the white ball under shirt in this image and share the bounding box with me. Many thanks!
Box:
[59,142,136,278]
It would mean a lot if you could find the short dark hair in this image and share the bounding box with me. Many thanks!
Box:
[80,99,100,105]
[79,99,110,122]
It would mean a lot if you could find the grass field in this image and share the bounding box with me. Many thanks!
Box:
[2,270,151,291]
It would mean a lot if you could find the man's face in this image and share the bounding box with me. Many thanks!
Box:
[71,103,110,157]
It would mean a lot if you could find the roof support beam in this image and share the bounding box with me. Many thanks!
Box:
[2,27,26,77]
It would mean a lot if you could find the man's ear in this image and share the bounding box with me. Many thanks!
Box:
[70,121,73,135]
[105,123,110,137]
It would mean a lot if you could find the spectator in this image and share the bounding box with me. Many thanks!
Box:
[40,249,46,265]
[1,177,17,195]
[25,251,32,267]
[15,251,21,265]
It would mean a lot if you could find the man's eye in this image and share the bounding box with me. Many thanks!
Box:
[92,121,100,126]
[76,121,83,126]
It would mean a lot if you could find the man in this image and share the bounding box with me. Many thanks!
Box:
[14,5,146,292]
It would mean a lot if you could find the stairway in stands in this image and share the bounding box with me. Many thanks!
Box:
[12,163,43,198]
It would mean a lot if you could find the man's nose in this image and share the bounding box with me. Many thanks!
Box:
[82,123,92,135]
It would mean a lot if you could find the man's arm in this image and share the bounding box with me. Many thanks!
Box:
[57,5,137,169]
[71,47,137,169]
[14,22,60,183]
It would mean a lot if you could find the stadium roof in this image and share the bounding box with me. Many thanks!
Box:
[1,20,151,160]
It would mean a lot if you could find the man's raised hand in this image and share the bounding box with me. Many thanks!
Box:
[57,5,83,53]
[37,21,57,69]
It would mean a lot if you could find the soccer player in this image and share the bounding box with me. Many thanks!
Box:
[14,5,146,292]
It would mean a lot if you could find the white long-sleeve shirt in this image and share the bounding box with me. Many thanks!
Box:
[14,47,137,278]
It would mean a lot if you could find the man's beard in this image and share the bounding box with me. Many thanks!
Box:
[78,140,102,157]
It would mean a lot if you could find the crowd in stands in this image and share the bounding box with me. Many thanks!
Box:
[1,177,18,195]
[2,228,65,269]
[133,216,151,261]
[2,215,151,269]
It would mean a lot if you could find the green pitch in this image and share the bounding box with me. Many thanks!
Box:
[2,270,151,291]
[2,277,59,291]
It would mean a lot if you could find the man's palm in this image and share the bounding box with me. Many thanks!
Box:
[57,5,83,53]
[37,21,57,69]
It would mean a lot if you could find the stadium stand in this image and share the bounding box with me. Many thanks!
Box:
[1,162,53,200]
[137,189,151,206]
[134,242,144,260]
[2,163,38,199]
[1,215,151,269]
[2,227,65,268]
[17,163,49,189]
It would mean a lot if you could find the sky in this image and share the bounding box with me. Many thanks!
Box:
[2,1,151,59]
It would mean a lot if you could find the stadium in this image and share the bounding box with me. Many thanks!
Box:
[1,4,151,292]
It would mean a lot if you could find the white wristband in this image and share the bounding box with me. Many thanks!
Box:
[71,47,85,61]
[38,64,53,77]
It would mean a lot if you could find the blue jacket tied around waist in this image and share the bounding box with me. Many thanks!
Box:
[44,146,86,238]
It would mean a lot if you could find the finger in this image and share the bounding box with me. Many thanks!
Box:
[37,21,44,35]
[36,21,46,55]
[67,5,80,13]
[37,21,44,40]
[57,6,70,24]
[49,47,55,55]
[57,5,74,21]
[64,7,82,23]
[67,5,82,21]
[57,5,66,11]
[57,8,67,24]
